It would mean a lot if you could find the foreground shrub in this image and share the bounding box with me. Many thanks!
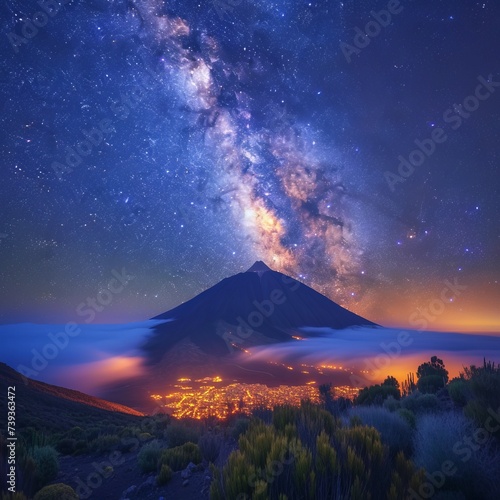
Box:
[150,413,171,438]
[416,356,449,394]
[418,374,447,394]
[229,417,250,440]
[137,440,162,473]
[159,442,202,471]
[156,464,173,485]
[349,406,413,454]
[22,428,49,449]
[0,493,29,500]
[413,412,500,499]
[165,423,200,447]
[400,391,439,414]
[211,404,423,500]
[273,401,337,449]
[85,427,100,442]
[32,446,59,490]
[66,427,84,439]
[212,421,314,500]
[397,408,416,429]
[461,360,500,440]
[119,425,139,438]
[447,378,469,407]
[88,434,120,454]
[198,432,222,463]
[355,377,401,406]
[33,483,78,500]
[388,451,426,500]
[383,395,400,412]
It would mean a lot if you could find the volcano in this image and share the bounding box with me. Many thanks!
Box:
[103,262,377,410]
[142,261,376,367]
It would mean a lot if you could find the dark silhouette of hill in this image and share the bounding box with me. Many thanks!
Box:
[0,362,143,432]
[143,261,376,365]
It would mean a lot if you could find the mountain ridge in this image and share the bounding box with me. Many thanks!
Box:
[0,362,143,418]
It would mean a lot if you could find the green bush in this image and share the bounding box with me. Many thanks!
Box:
[349,406,413,455]
[138,440,162,473]
[156,464,173,485]
[388,451,426,500]
[400,392,439,414]
[447,378,469,407]
[383,395,400,412]
[212,422,314,500]
[413,412,500,499]
[416,356,449,394]
[397,408,416,429]
[198,432,222,463]
[85,427,100,442]
[211,403,423,500]
[33,483,78,500]
[66,427,84,439]
[273,401,337,449]
[22,428,49,449]
[0,491,28,500]
[417,374,447,394]
[88,434,120,454]
[0,493,29,500]
[159,442,202,471]
[56,438,76,455]
[355,383,400,406]
[32,446,59,489]
[230,417,250,440]
[150,413,171,437]
[460,360,500,439]
[349,415,363,428]
[165,423,200,447]
[119,426,139,438]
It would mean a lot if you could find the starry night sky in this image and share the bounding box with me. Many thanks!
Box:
[0,0,499,331]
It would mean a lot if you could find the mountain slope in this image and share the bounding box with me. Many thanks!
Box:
[0,362,143,432]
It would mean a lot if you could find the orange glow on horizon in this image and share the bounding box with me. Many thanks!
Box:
[57,356,145,394]
[355,352,496,389]
[349,279,500,334]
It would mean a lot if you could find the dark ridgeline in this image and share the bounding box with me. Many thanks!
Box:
[143,261,377,364]
[0,362,143,424]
